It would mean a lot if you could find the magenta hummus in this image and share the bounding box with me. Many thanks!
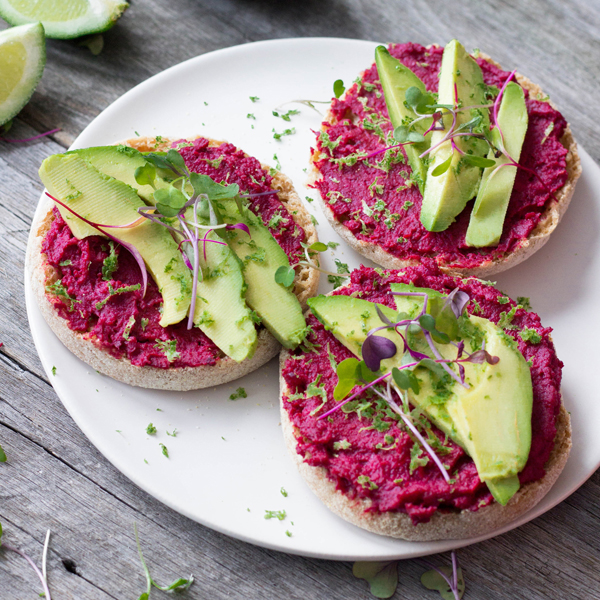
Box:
[281,263,562,524]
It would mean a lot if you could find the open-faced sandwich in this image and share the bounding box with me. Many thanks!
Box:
[280,263,570,540]
[311,40,581,276]
[27,137,319,390]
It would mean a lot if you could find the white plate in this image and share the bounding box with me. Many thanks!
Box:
[25,38,600,561]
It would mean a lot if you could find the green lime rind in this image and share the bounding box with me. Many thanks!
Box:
[0,22,45,127]
[0,0,129,40]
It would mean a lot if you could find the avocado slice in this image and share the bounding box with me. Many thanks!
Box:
[420,39,491,232]
[222,203,307,350]
[191,227,257,363]
[375,46,430,193]
[392,292,532,504]
[308,291,533,505]
[308,295,402,371]
[85,152,259,362]
[39,154,192,328]
[465,82,528,247]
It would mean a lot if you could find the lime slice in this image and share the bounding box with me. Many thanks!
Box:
[0,22,45,127]
[0,0,128,39]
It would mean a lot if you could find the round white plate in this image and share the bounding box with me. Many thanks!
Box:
[25,38,599,560]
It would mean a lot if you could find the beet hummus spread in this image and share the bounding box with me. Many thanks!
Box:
[281,262,562,523]
[41,138,306,368]
[312,43,570,269]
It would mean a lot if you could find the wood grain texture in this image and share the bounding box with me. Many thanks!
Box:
[0,0,599,598]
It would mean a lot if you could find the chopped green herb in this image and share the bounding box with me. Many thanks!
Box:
[247,113,256,120]
[146,423,157,436]
[95,283,141,310]
[519,328,542,344]
[249,96,259,102]
[305,196,314,203]
[153,339,180,362]
[272,109,300,121]
[272,127,296,140]
[264,510,286,520]
[141,318,149,331]
[333,439,351,450]
[229,387,247,400]
[159,443,169,458]
[285,530,292,537]
[123,315,136,340]
[280,487,288,497]
[59,259,72,267]
[517,296,532,311]
[409,443,429,473]
[0,444,7,462]
[51,366,57,376]
[497,295,510,304]
[166,429,178,437]
[101,240,119,281]
[357,474,378,490]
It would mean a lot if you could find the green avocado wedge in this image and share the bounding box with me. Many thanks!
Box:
[222,202,307,350]
[465,82,529,247]
[39,154,192,328]
[191,228,257,363]
[420,39,491,232]
[375,46,430,193]
[70,145,167,204]
[308,290,533,505]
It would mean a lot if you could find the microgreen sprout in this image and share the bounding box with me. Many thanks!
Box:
[134,524,193,599]
[283,242,351,285]
[0,522,53,599]
[1,128,60,143]
[420,550,464,600]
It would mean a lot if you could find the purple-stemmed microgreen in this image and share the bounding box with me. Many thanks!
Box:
[420,550,465,600]
[46,192,149,297]
[2,128,60,143]
[0,522,53,600]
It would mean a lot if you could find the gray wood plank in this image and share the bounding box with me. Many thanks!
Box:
[0,0,599,598]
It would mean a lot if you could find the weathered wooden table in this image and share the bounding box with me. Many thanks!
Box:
[1,1,599,598]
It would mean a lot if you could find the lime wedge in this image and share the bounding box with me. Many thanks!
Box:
[0,0,128,39]
[0,22,45,127]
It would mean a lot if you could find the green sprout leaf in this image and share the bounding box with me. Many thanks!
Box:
[0,444,6,463]
[134,163,156,187]
[144,152,173,171]
[353,561,399,599]
[432,154,453,177]
[309,241,328,252]
[421,566,465,600]
[407,131,426,143]
[153,186,187,218]
[166,149,188,174]
[394,125,409,143]
[333,79,345,98]
[274,265,295,288]
[391,367,420,394]
[334,357,361,401]
[189,172,239,200]
[405,86,423,109]
[461,154,496,168]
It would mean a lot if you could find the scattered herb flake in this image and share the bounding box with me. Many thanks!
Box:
[229,387,248,401]
[51,366,57,376]
[519,328,542,344]
[159,443,169,458]
[146,423,157,436]
[280,487,288,497]
[264,510,286,520]
[249,96,259,102]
